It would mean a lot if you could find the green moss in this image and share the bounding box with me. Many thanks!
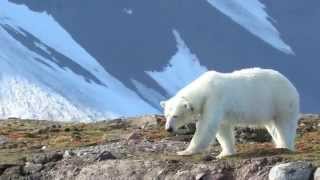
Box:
[0,116,319,166]
[0,151,29,165]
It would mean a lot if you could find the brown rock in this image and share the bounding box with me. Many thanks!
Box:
[126,131,142,141]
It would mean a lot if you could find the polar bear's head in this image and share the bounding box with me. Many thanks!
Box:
[160,97,195,132]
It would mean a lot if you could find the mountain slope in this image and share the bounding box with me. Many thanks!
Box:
[0,1,159,121]
[0,0,319,121]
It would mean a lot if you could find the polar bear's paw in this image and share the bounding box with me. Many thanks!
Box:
[216,152,234,159]
[216,153,226,159]
[177,150,195,156]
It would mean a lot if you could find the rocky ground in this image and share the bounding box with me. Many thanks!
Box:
[0,114,319,180]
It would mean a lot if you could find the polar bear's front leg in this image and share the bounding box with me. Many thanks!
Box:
[177,106,222,156]
[216,124,236,158]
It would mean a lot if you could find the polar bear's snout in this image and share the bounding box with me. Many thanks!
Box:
[165,116,177,132]
[165,127,173,132]
[165,121,173,132]
[161,97,195,133]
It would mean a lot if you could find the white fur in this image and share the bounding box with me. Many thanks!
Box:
[161,68,300,158]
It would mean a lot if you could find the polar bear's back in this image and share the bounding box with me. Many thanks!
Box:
[230,68,288,81]
[176,68,299,121]
[222,68,299,123]
[228,68,298,99]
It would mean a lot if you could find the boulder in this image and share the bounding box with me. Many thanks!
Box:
[63,150,76,158]
[1,166,23,179]
[126,131,142,141]
[269,161,314,180]
[23,162,43,174]
[72,160,163,180]
[95,151,117,161]
[0,135,8,145]
[0,164,16,175]
[32,152,63,164]
[236,157,279,180]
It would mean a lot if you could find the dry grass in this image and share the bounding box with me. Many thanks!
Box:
[0,116,319,166]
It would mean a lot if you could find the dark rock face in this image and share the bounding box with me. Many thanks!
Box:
[32,152,63,164]
[23,163,43,175]
[0,164,16,176]
[6,0,320,112]
[95,151,117,161]
[0,166,23,180]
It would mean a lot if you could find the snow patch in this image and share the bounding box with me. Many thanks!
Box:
[206,0,294,54]
[0,76,116,122]
[146,30,207,95]
[123,8,133,15]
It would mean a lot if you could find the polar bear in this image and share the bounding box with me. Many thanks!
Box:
[160,68,300,158]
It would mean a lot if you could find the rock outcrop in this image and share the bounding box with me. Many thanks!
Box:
[269,161,315,180]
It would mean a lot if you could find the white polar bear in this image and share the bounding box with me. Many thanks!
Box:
[160,68,300,158]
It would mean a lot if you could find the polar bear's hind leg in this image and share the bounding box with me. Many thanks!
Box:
[265,113,298,151]
[275,114,298,150]
[265,123,278,145]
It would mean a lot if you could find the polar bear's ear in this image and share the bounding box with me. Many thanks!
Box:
[160,101,166,108]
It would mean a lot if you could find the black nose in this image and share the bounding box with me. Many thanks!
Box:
[166,127,173,132]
